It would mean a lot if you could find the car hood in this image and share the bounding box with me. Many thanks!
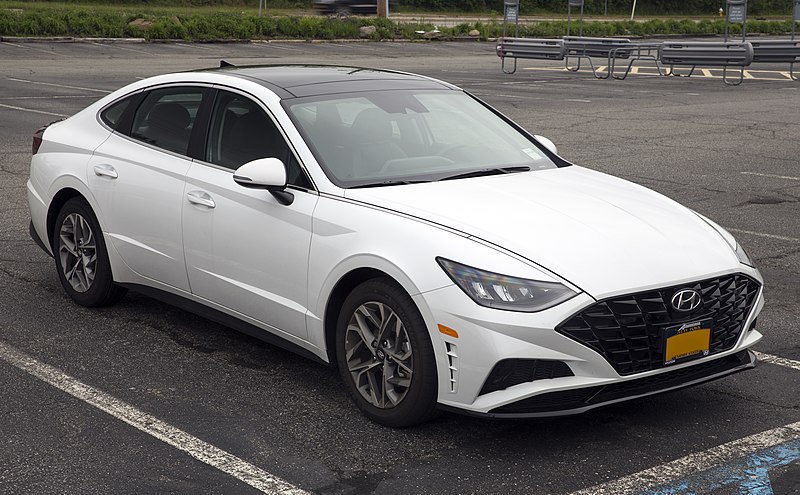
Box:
[344,166,740,299]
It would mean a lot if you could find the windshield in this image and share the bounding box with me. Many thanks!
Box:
[284,90,559,188]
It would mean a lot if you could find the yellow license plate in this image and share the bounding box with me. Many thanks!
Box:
[664,320,712,365]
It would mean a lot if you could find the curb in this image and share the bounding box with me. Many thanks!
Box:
[1,36,490,44]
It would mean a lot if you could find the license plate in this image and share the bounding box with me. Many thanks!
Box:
[663,319,712,366]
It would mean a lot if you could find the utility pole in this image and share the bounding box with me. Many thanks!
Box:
[377,0,388,18]
[630,0,637,21]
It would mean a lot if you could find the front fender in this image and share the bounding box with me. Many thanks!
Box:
[305,194,572,353]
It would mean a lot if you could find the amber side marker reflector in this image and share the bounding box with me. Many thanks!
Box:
[438,324,459,338]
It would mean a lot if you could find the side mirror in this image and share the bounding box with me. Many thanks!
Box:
[233,158,294,206]
[533,135,558,156]
[233,158,287,190]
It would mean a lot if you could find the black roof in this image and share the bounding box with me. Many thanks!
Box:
[209,65,457,98]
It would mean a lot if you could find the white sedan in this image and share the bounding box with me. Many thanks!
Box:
[27,65,764,427]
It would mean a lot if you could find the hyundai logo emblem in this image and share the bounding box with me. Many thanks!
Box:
[671,289,702,312]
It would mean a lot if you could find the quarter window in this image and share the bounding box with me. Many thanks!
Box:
[206,91,311,189]
[131,87,205,155]
[100,97,133,131]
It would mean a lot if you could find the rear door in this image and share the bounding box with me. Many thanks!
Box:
[88,85,210,291]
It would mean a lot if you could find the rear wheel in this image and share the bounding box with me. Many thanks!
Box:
[336,277,438,427]
[53,197,126,307]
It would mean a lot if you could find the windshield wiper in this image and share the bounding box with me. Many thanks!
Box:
[437,166,531,182]
[349,179,431,189]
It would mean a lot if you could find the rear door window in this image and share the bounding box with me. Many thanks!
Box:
[131,87,205,156]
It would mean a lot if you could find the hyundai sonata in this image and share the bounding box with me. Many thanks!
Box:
[27,65,763,427]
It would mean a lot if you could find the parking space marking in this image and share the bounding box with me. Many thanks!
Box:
[726,228,800,243]
[1,41,59,55]
[0,95,96,100]
[741,171,800,181]
[6,77,111,94]
[521,66,798,81]
[755,351,800,372]
[570,420,800,495]
[89,41,152,55]
[0,341,309,495]
[0,102,68,117]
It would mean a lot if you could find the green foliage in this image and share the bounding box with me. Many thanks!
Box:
[396,0,794,15]
[0,3,795,40]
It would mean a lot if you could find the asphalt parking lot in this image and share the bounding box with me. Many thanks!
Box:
[0,40,798,495]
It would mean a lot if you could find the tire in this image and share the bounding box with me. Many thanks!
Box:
[336,277,438,427]
[52,197,127,307]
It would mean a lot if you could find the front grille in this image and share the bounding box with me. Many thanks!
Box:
[556,274,760,376]
[489,350,753,415]
[479,359,573,395]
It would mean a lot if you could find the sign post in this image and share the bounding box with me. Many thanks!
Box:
[567,0,585,37]
[503,0,520,39]
[725,0,748,41]
[794,0,800,40]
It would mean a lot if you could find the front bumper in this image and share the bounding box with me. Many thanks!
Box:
[443,350,756,418]
[417,271,764,417]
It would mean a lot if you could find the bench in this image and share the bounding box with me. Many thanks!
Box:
[751,39,800,80]
[496,38,566,74]
[659,41,754,85]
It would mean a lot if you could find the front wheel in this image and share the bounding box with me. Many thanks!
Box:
[53,197,127,307]
[336,277,438,427]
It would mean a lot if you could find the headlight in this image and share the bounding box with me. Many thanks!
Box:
[437,258,577,312]
[735,241,754,267]
[691,211,755,268]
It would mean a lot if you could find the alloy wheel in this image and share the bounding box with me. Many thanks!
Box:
[58,213,96,293]
[344,301,414,409]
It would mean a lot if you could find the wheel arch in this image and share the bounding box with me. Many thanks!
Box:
[323,267,393,365]
[46,187,85,250]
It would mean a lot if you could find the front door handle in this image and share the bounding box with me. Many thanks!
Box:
[187,190,216,209]
[93,164,118,179]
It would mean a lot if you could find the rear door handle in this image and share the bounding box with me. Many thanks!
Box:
[93,164,118,179]
[187,190,216,209]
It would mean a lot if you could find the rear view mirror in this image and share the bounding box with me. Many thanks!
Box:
[233,158,294,206]
[533,135,558,156]
[233,158,287,190]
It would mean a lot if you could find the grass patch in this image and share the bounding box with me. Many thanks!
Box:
[0,2,795,40]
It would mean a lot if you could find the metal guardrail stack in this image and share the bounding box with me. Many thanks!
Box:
[496,0,800,84]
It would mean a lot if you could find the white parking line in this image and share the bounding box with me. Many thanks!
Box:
[726,228,800,243]
[741,171,800,181]
[0,103,68,117]
[0,342,308,495]
[755,351,800,372]
[6,77,111,94]
[0,95,95,100]
[570,420,800,495]
[90,41,152,55]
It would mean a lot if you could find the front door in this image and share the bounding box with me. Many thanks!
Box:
[182,89,317,339]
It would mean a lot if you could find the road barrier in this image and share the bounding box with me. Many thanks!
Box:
[496,38,566,74]
[564,36,630,78]
[659,41,754,85]
[496,0,800,84]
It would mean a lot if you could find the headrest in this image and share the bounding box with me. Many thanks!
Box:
[350,108,393,143]
[148,103,191,131]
